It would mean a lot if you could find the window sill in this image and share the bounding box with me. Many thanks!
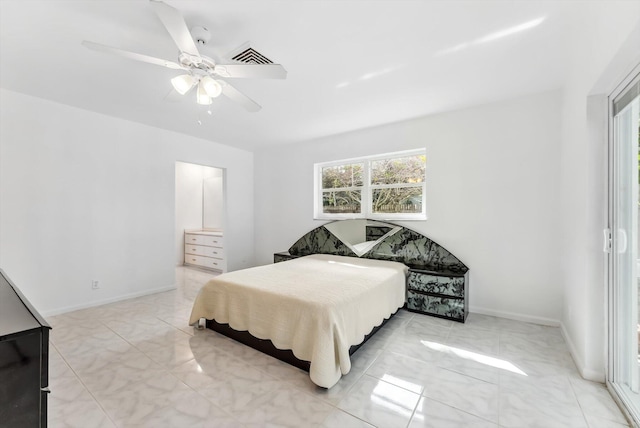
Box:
[314,214,428,221]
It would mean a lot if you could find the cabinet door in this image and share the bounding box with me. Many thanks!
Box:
[0,331,42,427]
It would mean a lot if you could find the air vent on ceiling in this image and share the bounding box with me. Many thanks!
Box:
[231,47,273,64]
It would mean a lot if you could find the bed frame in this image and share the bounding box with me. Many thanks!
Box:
[206,311,396,372]
[202,220,468,377]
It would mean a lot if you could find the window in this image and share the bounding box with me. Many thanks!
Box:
[315,149,427,220]
[321,163,363,214]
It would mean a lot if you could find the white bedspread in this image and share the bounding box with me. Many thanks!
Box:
[189,254,407,388]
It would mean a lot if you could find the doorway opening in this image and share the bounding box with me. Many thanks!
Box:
[175,161,226,271]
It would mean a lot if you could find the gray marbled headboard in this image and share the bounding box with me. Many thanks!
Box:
[288,221,467,274]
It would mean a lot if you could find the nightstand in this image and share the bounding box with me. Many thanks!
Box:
[406,268,468,322]
[273,252,300,263]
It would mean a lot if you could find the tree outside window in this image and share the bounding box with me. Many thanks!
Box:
[316,150,427,220]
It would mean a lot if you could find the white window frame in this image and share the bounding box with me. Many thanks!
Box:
[314,149,427,220]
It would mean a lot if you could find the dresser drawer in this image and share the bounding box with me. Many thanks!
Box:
[185,254,224,270]
[407,290,465,322]
[407,271,464,298]
[185,234,223,247]
[185,244,225,259]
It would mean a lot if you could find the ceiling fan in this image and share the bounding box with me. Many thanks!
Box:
[82,0,286,112]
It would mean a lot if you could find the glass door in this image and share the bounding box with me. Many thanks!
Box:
[609,72,640,422]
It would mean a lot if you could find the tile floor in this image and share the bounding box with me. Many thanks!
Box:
[46,267,629,428]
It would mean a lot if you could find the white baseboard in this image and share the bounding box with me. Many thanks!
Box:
[41,284,177,317]
[560,322,605,383]
[470,305,560,327]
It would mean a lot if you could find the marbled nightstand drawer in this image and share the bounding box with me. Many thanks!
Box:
[407,271,464,298]
[407,290,465,322]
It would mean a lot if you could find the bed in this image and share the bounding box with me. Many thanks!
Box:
[189,219,468,388]
[189,253,407,388]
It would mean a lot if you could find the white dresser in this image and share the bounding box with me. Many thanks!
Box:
[184,230,226,272]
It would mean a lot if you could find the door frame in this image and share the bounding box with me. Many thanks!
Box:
[606,65,640,426]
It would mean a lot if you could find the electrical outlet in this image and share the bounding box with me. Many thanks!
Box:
[91,280,100,290]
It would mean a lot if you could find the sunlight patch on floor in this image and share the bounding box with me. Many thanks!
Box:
[421,340,527,376]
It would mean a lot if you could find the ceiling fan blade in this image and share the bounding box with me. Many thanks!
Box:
[214,64,287,79]
[149,0,200,57]
[220,82,261,112]
[82,40,183,70]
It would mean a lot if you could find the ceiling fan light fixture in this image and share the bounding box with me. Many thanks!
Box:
[196,81,212,105]
[171,74,195,95]
[201,76,222,98]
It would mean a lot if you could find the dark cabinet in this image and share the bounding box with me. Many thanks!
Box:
[0,270,51,427]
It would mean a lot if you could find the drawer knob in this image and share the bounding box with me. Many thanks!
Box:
[192,258,196,261]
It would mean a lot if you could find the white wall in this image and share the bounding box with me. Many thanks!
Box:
[559,6,640,381]
[255,90,563,325]
[0,89,254,316]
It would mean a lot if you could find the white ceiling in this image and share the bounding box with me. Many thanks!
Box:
[0,1,599,150]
